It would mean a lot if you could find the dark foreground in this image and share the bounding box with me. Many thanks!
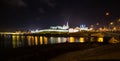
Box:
[50,43,120,61]
[0,43,116,61]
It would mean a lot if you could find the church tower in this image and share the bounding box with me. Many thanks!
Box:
[66,21,69,29]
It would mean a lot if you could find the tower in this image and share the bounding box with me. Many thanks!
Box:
[66,21,69,29]
[67,21,68,26]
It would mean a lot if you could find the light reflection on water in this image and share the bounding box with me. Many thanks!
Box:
[40,36,43,44]
[12,35,17,48]
[44,36,48,44]
[0,34,104,48]
[58,37,61,43]
[69,37,75,43]
[79,37,85,43]
[35,36,38,45]
[27,36,32,46]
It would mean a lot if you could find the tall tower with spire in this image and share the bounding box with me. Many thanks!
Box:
[67,21,69,29]
[62,16,70,29]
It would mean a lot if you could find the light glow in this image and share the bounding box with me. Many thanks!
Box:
[44,37,48,44]
[35,36,38,45]
[79,37,84,43]
[97,37,103,42]
[69,37,75,43]
[40,36,43,44]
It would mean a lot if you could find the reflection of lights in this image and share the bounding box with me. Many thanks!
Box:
[58,37,61,43]
[79,37,84,43]
[12,35,16,48]
[98,37,103,42]
[50,37,54,43]
[35,36,38,45]
[16,36,19,40]
[40,36,43,44]
[31,36,35,45]
[63,37,67,42]
[16,36,20,47]
[44,37,48,44]
[21,36,24,41]
[27,36,32,46]
[69,37,75,43]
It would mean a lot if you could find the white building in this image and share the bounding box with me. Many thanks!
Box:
[31,22,69,33]
[80,25,89,31]
[50,22,69,30]
[69,28,79,33]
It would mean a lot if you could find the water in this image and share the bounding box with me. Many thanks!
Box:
[0,34,103,48]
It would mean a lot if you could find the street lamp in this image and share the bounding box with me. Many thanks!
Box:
[110,22,113,25]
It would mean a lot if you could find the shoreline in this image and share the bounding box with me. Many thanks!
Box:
[49,43,120,61]
[0,43,105,61]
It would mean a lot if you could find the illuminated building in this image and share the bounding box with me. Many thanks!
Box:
[69,27,80,33]
[31,22,69,33]
[69,28,79,33]
[50,21,69,30]
[80,24,89,31]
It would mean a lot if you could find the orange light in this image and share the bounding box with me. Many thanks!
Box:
[79,37,84,43]
[69,37,75,43]
[44,37,48,44]
[35,36,38,45]
[40,36,43,44]
[110,22,113,25]
[98,37,103,42]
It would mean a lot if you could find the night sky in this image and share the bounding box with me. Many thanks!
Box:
[0,0,120,31]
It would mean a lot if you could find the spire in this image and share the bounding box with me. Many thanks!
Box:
[64,16,69,29]
[67,21,68,26]
[66,21,69,29]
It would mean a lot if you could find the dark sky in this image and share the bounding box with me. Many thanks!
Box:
[0,0,120,31]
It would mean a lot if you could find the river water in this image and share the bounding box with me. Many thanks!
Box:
[0,34,104,48]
